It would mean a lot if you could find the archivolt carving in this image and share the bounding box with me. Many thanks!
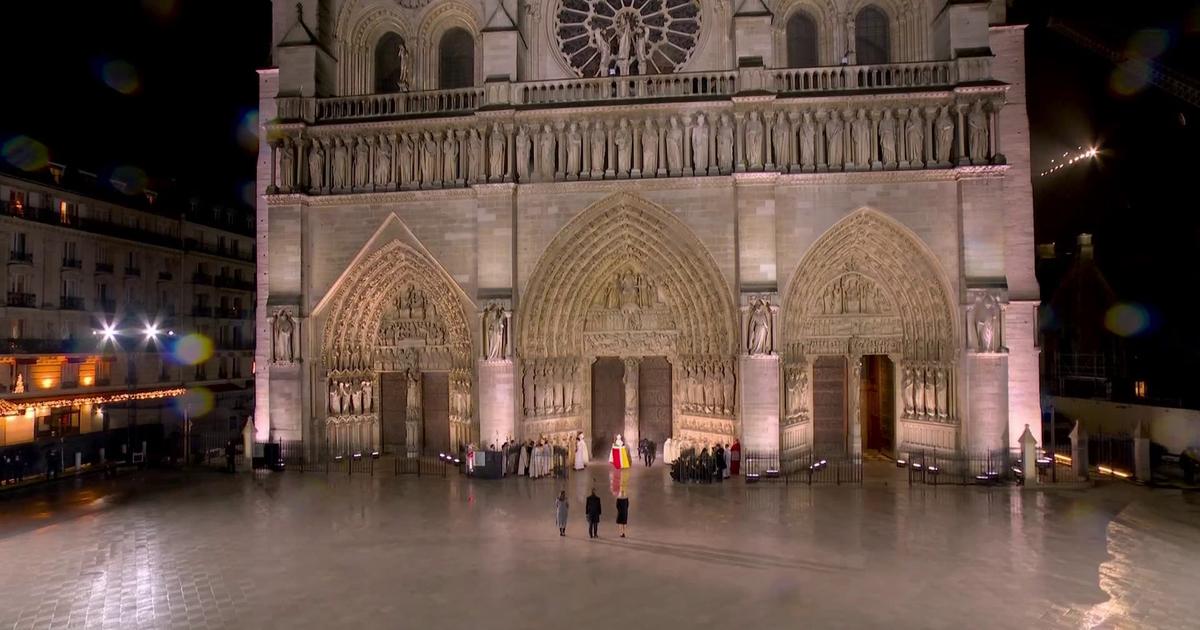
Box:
[783,209,956,362]
[321,239,472,373]
[518,192,737,359]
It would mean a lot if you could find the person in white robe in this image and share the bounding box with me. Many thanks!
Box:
[574,433,588,470]
[723,443,732,479]
[518,440,531,477]
[662,437,674,464]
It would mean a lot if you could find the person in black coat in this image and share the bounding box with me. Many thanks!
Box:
[615,491,630,538]
[714,444,726,482]
[585,489,602,538]
[224,439,237,473]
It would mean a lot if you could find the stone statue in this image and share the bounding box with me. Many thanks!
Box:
[905,108,924,164]
[935,107,954,164]
[825,112,845,167]
[746,299,771,355]
[354,139,370,188]
[879,110,897,166]
[270,309,296,363]
[468,129,484,182]
[641,119,659,174]
[332,139,348,189]
[442,133,459,182]
[522,364,535,415]
[339,381,352,415]
[771,114,790,167]
[483,304,507,360]
[374,137,392,186]
[666,118,683,172]
[935,369,948,418]
[634,21,651,74]
[329,380,341,414]
[399,134,414,185]
[516,126,531,180]
[799,113,816,168]
[488,124,505,180]
[614,118,632,174]
[974,293,999,353]
[852,109,871,166]
[538,124,556,179]
[922,368,936,417]
[968,102,988,163]
[690,115,709,172]
[590,19,612,77]
[396,38,412,91]
[352,382,364,414]
[902,367,915,416]
[717,114,734,171]
[722,364,735,415]
[278,142,295,190]
[421,132,438,183]
[566,122,582,176]
[589,123,606,174]
[308,141,325,190]
[745,111,764,168]
[363,380,374,413]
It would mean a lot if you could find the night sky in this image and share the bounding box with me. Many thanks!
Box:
[2,1,1197,396]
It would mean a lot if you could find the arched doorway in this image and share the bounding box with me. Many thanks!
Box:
[517,193,737,456]
[782,210,958,459]
[317,240,473,457]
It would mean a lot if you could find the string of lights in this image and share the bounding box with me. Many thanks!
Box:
[0,388,188,416]
[1038,146,1098,177]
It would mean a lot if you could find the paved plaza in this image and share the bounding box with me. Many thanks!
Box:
[1,465,1198,629]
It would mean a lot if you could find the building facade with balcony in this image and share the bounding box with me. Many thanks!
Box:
[0,164,255,449]
[258,0,1038,462]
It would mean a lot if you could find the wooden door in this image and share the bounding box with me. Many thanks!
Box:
[812,356,847,457]
[638,357,672,449]
[379,372,408,454]
[422,372,450,454]
[591,357,625,457]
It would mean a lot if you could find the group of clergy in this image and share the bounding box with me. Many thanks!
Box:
[669,441,739,483]
[511,437,557,478]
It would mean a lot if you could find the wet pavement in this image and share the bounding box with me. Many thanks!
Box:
[1,463,1198,629]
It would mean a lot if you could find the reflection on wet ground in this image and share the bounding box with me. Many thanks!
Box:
[1,465,1197,629]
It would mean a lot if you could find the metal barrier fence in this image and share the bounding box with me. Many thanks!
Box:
[248,440,449,478]
[699,449,863,485]
[1090,433,1135,479]
[1,426,166,489]
[903,450,1015,486]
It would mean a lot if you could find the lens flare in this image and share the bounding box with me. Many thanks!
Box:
[172,333,213,365]
[1,135,50,172]
[1110,59,1152,96]
[1104,303,1150,337]
[142,0,180,20]
[173,387,215,418]
[236,109,260,153]
[110,165,148,195]
[1126,28,1170,59]
[99,59,141,95]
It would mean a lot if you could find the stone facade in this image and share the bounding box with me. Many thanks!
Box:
[258,0,1038,460]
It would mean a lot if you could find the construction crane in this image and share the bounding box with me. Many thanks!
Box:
[1047,18,1200,110]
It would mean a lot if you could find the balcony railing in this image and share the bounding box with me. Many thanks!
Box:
[192,272,214,285]
[62,258,83,270]
[95,262,114,273]
[124,267,142,277]
[0,203,181,249]
[158,271,174,281]
[7,292,37,308]
[192,305,213,317]
[60,296,86,310]
[2,338,74,355]
[278,60,989,126]
[98,299,116,312]
[9,251,33,265]
[215,276,253,291]
[184,238,254,263]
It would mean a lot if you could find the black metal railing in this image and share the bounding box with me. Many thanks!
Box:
[1,425,167,490]
[734,449,863,485]
[6,292,37,308]
[158,271,173,281]
[60,296,85,310]
[8,251,33,264]
[95,262,114,273]
[62,258,83,269]
[903,449,1014,486]
[191,272,214,285]
[98,298,116,312]
[124,267,141,277]
[191,305,213,317]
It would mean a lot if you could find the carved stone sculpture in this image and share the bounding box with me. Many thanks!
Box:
[399,134,414,185]
[589,123,606,175]
[308,141,325,190]
[935,107,954,164]
[922,367,936,417]
[614,119,632,175]
[641,119,659,175]
[825,112,845,168]
[902,367,915,416]
[278,142,295,190]
[468,129,484,182]
[666,117,683,172]
[332,139,348,189]
[516,127,532,180]
[799,113,816,168]
[483,303,507,360]
[329,380,341,414]
[935,369,948,418]
[566,122,582,176]
[771,114,790,167]
[968,101,988,164]
[746,298,771,355]
[442,133,459,182]
[421,132,438,183]
[354,139,370,188]
[270,308,296,363]
[851,109,871,167]
[717,114,734,172]
[879,110,897,166]
[745,111,764,169]
[905,108,924,165]
[691,115,709,172]
[374,137,392,187]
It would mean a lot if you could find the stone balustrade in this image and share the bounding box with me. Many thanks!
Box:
[274,59,993,126]
[267,88,1008,195]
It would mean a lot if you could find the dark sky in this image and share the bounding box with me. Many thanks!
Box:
[1,0,1197,373]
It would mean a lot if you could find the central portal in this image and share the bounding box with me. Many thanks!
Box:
[589,356,672,458]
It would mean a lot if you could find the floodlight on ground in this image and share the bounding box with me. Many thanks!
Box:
[352,452,362,460]
[371,451,380,459]
[895,458,907,468]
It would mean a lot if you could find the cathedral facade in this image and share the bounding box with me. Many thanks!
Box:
[257,0,1039,462]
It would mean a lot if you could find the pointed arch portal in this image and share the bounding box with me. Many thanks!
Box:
[517,193,738,451]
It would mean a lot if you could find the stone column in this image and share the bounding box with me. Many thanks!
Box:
[1133,420,1151,482]
[622,357,640,446]
[1069,419,1089,480]
[1019,424,1038,485]
[406,370,423,458]
[848,355,863,458]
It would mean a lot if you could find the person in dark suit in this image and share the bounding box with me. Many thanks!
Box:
[224,439,237,473]
[714,443,726,482]
[585,489,602,538]
[646,440,657,467]
[615,491,630,538]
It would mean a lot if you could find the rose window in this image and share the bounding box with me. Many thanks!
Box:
[554,0,702,78]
